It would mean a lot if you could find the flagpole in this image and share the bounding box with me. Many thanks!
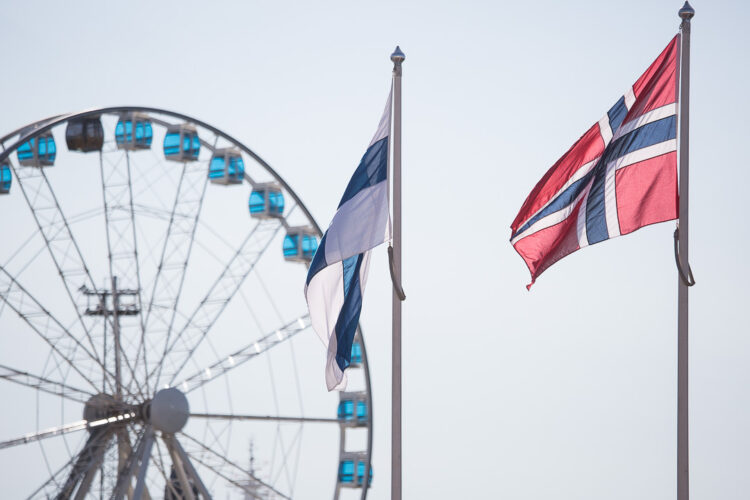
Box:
[390,45,405,500]
[677,3,694,500]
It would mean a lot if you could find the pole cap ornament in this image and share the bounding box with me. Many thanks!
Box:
[678,1,695,20]
[391,46,405,65]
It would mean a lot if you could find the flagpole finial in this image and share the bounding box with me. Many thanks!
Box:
[390,46,405,67]
[678,1,695,19]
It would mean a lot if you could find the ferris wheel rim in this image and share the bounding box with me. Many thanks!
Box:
[0,105,323,236]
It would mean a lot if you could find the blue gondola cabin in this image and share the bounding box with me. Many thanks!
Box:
[0,164,10,194]
[249,182,284,218]
[209,148,244,185]
[115,112,153,150]
[17,129,56,167]
[350,338,363,367]
[337,392,368,426]
[283,227,318,263]
[163,123,200,162]
[338,452,373,487]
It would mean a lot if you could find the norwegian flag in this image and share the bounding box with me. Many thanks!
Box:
[511,36,680,289]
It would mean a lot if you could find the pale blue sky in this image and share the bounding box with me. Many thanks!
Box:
[1,1,748,498]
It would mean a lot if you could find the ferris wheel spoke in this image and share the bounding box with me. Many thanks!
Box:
[155,218,284,387]
[98,150,148,402]
[9,164,106,368]
[140,160,209,396]
[162,433,210,500]
[0,420,89,451]
[0,411,136,452]
[270,424,303,494]
[0,267,112,394]
[0,363,94,404]
[116,343,149,401]
[98,150,144,304]
[190,413,339,424]
[175,315,310,394]
[178,431,291,500]
[247,269,307,412]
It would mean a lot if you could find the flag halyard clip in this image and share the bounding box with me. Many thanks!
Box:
[673,227,696,287]
[388,245,406,301]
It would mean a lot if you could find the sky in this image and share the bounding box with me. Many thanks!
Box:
[1,0,749,498]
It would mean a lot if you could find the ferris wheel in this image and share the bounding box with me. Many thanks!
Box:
[0,107,373,499]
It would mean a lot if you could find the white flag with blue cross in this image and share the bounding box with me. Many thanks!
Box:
[305,89,392,391]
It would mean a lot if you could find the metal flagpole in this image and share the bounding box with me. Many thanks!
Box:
[390,45,405,500]
[677,3,695,500]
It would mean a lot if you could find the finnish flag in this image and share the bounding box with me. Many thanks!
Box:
[305,89,392,391]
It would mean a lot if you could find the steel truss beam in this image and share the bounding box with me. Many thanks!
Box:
[0,420,89,451]
[99,148,143,302]
[7,161,104,365]
[175,315,310,393]
[0,363,93,404]
[0,412,136,451]
[156,218,284,387]
[99,148,145,401]
[141,159,208,395]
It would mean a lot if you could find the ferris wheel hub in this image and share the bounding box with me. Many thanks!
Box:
[146,387,190,433]
[83,393,116,424]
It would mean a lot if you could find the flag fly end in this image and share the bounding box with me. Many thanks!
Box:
[510,35,680,287]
